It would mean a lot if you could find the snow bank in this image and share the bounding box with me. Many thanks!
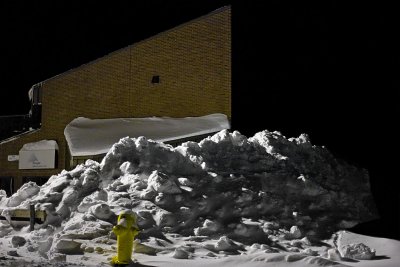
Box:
[100,136,204,180]
[0,129,378,263]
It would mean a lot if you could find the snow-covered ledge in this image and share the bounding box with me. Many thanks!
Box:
[64,113,230,157]
[19,140,58,169]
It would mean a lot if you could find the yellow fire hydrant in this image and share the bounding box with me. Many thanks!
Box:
[111,210,140,265]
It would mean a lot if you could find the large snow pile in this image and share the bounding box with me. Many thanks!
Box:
[0,129,378,262]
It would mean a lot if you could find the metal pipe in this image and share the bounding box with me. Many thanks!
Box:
[29,204,35,231]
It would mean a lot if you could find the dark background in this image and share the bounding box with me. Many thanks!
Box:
[0,1,398,239]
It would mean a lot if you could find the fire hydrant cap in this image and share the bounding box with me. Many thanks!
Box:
[118,218,127,227]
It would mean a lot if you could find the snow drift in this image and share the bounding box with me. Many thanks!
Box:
[0,129,378,262]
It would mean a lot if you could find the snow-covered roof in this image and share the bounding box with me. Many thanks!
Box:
[64,113,230,157]
[0,129,40,145]
[20,140,59,151]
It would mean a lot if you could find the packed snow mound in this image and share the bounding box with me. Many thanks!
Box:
[101,136,205,179]
[0,129,378,261]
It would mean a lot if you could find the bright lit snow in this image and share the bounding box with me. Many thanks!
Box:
[1,129,398,267]
[64,113,230,157]
[20,140,59,151]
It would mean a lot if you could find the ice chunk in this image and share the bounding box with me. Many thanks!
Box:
[172,247,190,259]
[147,171,181,194]
[53,239,83,254]
[339,243,376,260]
[88,203,114,221]
[11,236,26,247]
[214,236,241,252]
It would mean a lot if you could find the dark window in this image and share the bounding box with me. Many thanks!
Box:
[151,75,160,84]
[0,177,13,196]
[31,84,42,105]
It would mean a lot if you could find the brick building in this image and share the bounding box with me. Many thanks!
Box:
[0,7,231,194]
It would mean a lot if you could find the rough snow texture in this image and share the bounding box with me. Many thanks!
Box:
[0,129,378,263]
[339,243,376,260]
[6,182,40,207]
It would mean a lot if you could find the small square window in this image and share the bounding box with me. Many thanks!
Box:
[151,75,160,84]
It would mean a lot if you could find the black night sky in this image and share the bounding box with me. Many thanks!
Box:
[0,1,398,239]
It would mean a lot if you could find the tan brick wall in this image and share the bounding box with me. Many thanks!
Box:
[0,129,66,191]
[0,7,231,191]
[41,7,230,129]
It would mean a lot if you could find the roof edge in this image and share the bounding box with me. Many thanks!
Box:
[0,129,41,146]
[34,5,231,87]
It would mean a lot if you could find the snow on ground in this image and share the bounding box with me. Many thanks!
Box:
[0,129,397,266]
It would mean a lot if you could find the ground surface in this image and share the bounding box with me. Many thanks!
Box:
[1,231,400,267]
